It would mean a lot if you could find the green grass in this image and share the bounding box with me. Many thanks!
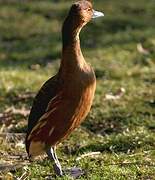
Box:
[0,0,155,179]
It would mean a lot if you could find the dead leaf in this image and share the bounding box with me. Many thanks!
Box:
[76,151,101,161]
[137,43,150,55]
[30,64,41,70]
[17,166,29,180]
[0,110,13,126]
[11,107,29,117]
[0,133,26,143]
[0,106,29,124]
[15,141,25,149]
[2,106,29,117]
[4,172,14,180]
[0,163,27,173]
[13,92,35,102]
[105,87,126,100]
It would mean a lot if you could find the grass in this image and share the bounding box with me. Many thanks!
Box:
[0,0,155,179]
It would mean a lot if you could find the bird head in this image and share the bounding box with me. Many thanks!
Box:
[69,0,104,26]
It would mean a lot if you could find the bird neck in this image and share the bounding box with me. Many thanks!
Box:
[60,16,87,74]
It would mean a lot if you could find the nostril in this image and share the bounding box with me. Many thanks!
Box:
[72,3,80,10]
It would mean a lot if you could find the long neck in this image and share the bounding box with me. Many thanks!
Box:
[60,16,86,74]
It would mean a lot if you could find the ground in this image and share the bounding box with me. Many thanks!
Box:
[0,0,155,179]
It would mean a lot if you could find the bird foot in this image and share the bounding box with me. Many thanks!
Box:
[64,167,84,178]
[45,167,83,179]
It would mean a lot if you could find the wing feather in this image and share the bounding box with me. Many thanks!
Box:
[26,74,59,135]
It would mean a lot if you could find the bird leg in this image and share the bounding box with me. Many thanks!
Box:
[46,147,83,178]
[46,147,63,176]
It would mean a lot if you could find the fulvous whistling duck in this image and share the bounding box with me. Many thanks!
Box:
[26,0,104,177]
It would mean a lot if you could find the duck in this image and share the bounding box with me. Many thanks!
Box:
[25,0,104,177]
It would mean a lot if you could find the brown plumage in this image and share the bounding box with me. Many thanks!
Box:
[26,0,103,177]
